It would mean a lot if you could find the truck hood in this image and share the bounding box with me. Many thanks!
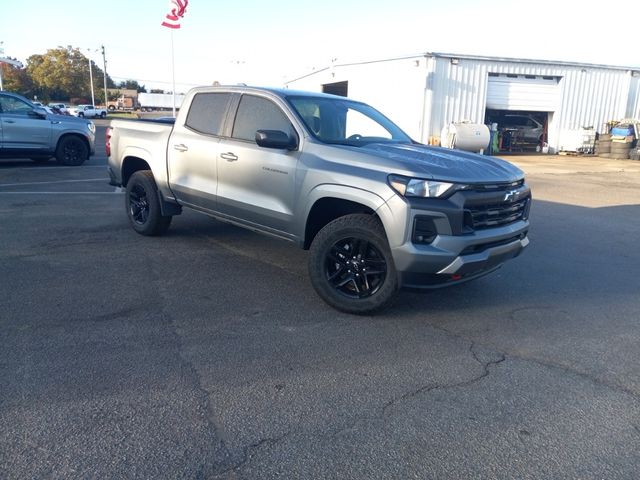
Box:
[356,143,524,183]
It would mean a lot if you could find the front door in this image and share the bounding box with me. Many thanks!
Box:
[0,94,51,153]
[216,94,300,235]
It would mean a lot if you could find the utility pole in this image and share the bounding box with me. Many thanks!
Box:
[101,45,108,108]
[87,50,95,106]
[0,42,4,91]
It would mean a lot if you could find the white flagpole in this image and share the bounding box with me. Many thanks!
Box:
[171,29,176,118]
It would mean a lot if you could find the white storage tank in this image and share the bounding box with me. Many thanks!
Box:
[441,122,490,153]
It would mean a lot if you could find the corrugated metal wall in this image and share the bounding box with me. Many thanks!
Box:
[425,56,634,151]
[627,75,640,119]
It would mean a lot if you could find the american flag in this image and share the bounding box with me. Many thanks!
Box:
[161,0,189,29]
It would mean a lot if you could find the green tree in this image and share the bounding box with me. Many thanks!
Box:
[117,79,147,93]
[26,46,116,102]
[1,61,34,97]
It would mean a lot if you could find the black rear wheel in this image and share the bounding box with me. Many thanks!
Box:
[126,171,172,236]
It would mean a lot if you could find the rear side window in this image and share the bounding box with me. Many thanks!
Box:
[231,95,294,142]
[185,92,231,136]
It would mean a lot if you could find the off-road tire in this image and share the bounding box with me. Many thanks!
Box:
[610,143,632,153]
[125,170,172,236]
[308,214,398,314]
[596,140,611,153]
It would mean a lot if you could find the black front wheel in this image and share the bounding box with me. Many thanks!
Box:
[55,136,88,166]
[125,171,172,236]
[308,214,397,314]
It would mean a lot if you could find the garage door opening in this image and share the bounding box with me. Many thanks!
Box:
[322,81,348,97]
[485,109,550,152]
[485,73,559,152]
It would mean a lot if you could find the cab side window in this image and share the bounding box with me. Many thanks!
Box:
[231,95,294,142]
[185,92,231,136]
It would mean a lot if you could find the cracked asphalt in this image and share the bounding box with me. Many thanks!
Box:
[1,129,639,479]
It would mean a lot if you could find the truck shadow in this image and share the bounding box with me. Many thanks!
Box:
[391,199,640,317]
[170,199,640,317]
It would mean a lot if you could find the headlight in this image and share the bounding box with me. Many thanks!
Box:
[87,122,96,134]
[388,174,464,198]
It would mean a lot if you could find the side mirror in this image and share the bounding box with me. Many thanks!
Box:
[30,107,49,119]
[255,130,297,151]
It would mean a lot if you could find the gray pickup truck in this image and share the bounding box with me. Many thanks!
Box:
[107,86,531,313]
[0,91,96,165]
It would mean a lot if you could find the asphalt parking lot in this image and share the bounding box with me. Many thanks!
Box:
[1,126,640,479]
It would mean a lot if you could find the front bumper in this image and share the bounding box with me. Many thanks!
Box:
[391,219,530,290]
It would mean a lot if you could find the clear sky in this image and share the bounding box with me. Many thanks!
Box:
[2,0,638,93]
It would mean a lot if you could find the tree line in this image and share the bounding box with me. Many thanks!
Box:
[0,46,147,104]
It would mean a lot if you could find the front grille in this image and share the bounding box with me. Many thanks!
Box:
[468,198,530,230]
[462,181,531,231]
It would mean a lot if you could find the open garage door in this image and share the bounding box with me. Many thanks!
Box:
[486,74,559,111]
[486,74,559,152]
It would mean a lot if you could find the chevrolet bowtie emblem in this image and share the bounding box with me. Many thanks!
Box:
[504,190,519,202]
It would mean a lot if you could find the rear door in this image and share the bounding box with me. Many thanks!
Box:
[167,92,233,211]
[216,93,300,234]
[0,94,51,153]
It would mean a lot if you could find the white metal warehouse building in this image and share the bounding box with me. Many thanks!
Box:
[285,53,640,153]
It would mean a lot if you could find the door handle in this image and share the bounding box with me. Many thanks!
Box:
[220,152,238,162]
[173,144,188,152]
[4,120,16,124]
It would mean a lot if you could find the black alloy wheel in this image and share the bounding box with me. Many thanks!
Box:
[325,237,387,299]
[125,170,172,236]
[55,136,88,166]
[308,214,398,314]
[128,183,151,226]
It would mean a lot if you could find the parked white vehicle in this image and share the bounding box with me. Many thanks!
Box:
[49,103,69,114]
[69,104,107,119]
[138,92,186,111]
[32,101,54,114]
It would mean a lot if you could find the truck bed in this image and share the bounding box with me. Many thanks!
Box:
[107,118,175,190]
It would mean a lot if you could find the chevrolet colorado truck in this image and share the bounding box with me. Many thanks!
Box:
[0,91,96,165]
[107,86,531,314]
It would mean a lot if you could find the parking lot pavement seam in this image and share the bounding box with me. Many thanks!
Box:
[146,261,236,474]
[496,351,640,400]
[317,338,508,441]
[380,341,506,418]
[425,320,640,402]
[210,432,293,478]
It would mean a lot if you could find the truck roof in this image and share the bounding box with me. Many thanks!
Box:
[188,85,355,102]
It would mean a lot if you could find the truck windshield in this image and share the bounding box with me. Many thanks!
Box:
[287,96,412,146]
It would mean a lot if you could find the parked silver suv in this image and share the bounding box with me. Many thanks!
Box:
[0,92,96,165]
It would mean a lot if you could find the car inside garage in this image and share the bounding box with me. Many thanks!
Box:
[485,73,558,152]
[485,109,549,152]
